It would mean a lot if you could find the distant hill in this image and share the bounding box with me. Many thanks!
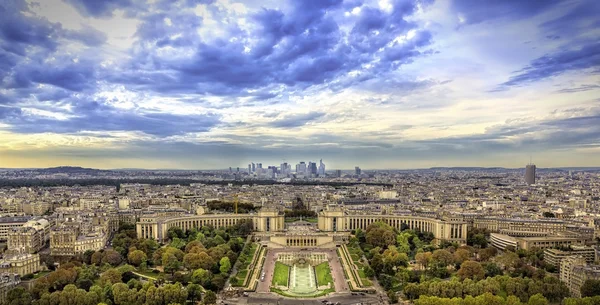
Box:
[38,166,107,174]
[429,167,511,171]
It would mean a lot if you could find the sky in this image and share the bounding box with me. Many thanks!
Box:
[0,0,599,170]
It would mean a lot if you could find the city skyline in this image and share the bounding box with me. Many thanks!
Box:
[1,0,599,169]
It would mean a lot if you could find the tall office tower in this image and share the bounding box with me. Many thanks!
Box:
[236,167,240,172]
[280,162,289,175]
[355,166,361,175]
[251,163,255,172]
[257,163,262,169]
[318,159,326,175]
[310,162,318,175]
[229,167,232,172]
[297,162,307,174]
[248,164,251,174]
[525,164,536,185]
[335,170,342,177]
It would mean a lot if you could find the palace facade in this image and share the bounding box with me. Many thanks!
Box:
[136,206,469,244]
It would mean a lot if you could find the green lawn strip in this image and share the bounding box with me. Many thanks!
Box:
[272,261,290,287]
[242,243,262,287]
[32,271,51,279]
[271,287,335,298]
[342,245,367,287]
[134,269,160,279]
[339,246,361,287]
[315,262,334,287]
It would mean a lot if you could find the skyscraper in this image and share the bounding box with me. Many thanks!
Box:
[251,163,255,172]
[296,162,306,174]
[318,159,325,176]
[525,164,536,185]
[308,162,317,175]
[355,166,361,175]
[248,164,251,174]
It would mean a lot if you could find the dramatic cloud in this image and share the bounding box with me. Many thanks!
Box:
[499,42,600,88]
[0,0,599,168]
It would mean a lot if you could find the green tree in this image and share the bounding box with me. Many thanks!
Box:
[580,279,600,297]
[484,262,503,277]
[382,246,409,274]
[479,247,498,261]
[457,260,485,281]
[6,286,32,305]
[185,240,206,253]
[183,253,205,270]
[91,251,104,265]
[167,227,185,240]
[496,251,520,271]
[387,290,399,304]
[454,248,471,264]
[127,250,147,267]
[432,249,454,267]
[366,222,396,249]
[100,268,122,285]
[164,259,182,275]
[416,251,432,270]
[528,294,548,305]
[219,257,231,274]
[163,282,188,304]
[102,249,123,266]
[203,291,217,305]
[187,283,203,303]
[191,268,211,285]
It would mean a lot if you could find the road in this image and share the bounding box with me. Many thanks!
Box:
[221,292,384,305]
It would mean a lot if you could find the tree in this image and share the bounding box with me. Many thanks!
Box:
[387,290,398,304]
[479,247,498,261]
[382,246,409,274]
[6,286,32,305]
[364,265,375,278]
[457,260,485,281]
[82,250,95,265]
[47,267,78,291]
[203,291,217,305]
[454,248,471,264]
[366,222,396,249]
[100,268,122,285]
[496,252,520,271]
[187,283,203,303]
[528,294,549,305]
[127,250,147,267]
[484,262,503,277]
[102,249,123,266]
[219,257,231,274]
[432,249,454,267]
[543,212,555,218]
[164,259,182,275]
[183,253,205,270]
[580,279,600,297]
[396,232,411,253]
[91,251,104,265]
[162,282,188,304]
[167,227,185,240]
[191,268,211,285]
[416,252,432,270]
[185,240,206,253]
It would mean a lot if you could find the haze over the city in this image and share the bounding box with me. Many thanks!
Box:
[0,0,599,169]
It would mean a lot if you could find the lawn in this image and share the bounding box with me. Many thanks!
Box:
[315,262,334,287]
[33,270,51,279]
[272,262,290,287]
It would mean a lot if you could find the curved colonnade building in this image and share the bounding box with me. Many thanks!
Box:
[136,206,468,246]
